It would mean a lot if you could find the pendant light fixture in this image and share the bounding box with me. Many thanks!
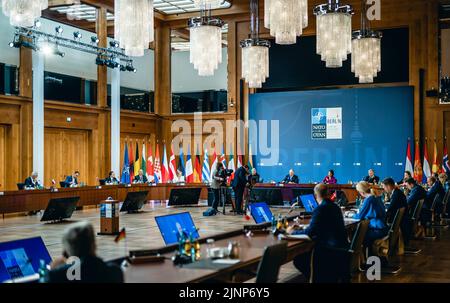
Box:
[351,0,382,83]
[189,5,224,76]
[240,0,271,88]
[193,0,222,9]
[114,0,154,57]
[264,0,308,45]
[1,0,48,27]
[314,0,353,68]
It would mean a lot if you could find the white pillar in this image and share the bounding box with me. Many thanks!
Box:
[32,51,44,181]
[111,60,121,174]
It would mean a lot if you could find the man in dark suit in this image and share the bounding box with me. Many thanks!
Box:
[363,169,380,184]
[105,171,120,185]
[231,165,249,215]
[282,169,299,184]
[133,169,148,183]
[24,172,41,189]
[64,171,80,187]
[406,178,427,209]
[288,183,349,282]
[426,176,445,209]
[382,177,409,245]
[248,168,260,184]
[45,222,123,283]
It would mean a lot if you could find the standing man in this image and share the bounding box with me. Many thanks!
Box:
[282,169,299,184]
[64,171,80,188]
[24,172,41,189]
[232,165,249,215]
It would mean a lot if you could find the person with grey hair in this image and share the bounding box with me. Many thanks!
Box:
[281,169,299,184]
[24,171,41,189]
[45,221,123,283]
[287,183,348,281]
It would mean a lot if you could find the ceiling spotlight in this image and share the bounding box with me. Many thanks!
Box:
[73,31,82,40]
[125,63,136,73]
[54,50,65,58]
[91,36,99,44]
[95,56,107,66]
[120,64,126,72]
[41,43,53,56]
[106,59,120,69]
[109,40,119,48]
[34,20,42,28]
[55,26,63,35]
[8,41,20,48]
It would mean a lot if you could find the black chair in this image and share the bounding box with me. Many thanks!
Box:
[348,219,370,273]
[433,190,450,228]
[60,181,68,188]
[443,189,450,220]
[424,194,441,240]
[17,183,26,190]
[404,199,424,255]
[99,179,106,186]
[380,207,405,274]
[255,242,287,283]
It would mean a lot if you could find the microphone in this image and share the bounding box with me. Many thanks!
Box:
[288,201,299,214]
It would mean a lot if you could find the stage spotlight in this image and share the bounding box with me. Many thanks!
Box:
[91,36,99,44]
[120,65,126,72]
[73,31,82,40]
[54,50,65,58]
[106,59,119,69]
[95,56,106,66]
[109,40,119,48]
[125,63,136,73]
[55,26,64,35]
[34,20,42,28]
[8,41,20,48]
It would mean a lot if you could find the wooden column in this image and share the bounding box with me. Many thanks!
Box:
[96,7,107,108]
[19,43,32,98]
[154,23,171,116]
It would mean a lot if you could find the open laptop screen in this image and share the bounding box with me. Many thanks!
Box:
[0,237,52,283]
[300,194,319,212]
[155,212,200,245]
[250,202,273,224]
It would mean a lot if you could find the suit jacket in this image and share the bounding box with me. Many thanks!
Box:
[45,256,123,283]
[133,175,148,183]
[323,176,337,184]
[426,181,445,208]
[231,167,247,189]
[105,177,119,184]
[24,177,39,188]
[353,195,387,231]
[407,185,427,209]
[363,175,380,184]
[387,188,407,223]
[282,174,299,184]
[64,175,78,187]
[293,199,348,249]
[248,173,260,184]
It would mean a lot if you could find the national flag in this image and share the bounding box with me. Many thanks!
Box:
[443,139,450,174]
[413,140,423,183]
[423,140,431,183]
[227,145,235,182]
[405,139,413,174]
[169,144,177,181]
[220,146,226,168]
[185,144,193,183]
[162,143,170,183]
[248,144,254,170]
[202,149,211,183]
[210,148,218,180]
[129,141,134,180]
[146,142,154,182]
[432,139,439,174]
[178,147,185,177]
[114,228,126,243]
[120,142,131,184]
[134,141,140,177]
[194,146,202,183]
[154,143,161,184]
[141,143,146,174]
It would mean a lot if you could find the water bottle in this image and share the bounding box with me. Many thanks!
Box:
[38,259,48,283]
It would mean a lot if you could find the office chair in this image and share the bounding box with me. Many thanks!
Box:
[404,199,424,255]
[380,207,405,274]
[60,181,68,188]
[17,183,26,190]
[424,194,441,240]
[433,190,449,228]
[99,179,106,186]
[255,242,287,283]
[348,219,370,273]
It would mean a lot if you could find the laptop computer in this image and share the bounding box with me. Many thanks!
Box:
[40,197,80,222]
[250,202,273,224]
[300,194,319,213]
[0,237,52,283]
[120,191,149,213]
[155,212,200,245]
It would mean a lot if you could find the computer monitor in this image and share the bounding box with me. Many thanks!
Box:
[300,194,319,213]
[40,197,80,222]
[120,191,149,213]
[155,212,199,245]
[0,237,52,283]
[168,188,202,206]
[250,202,273,224]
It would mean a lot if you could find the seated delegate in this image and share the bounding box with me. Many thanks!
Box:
[24,171,42,189]
[363,169,380,184]
[64,171,80,188]
[133,169,148,184]
[322,170,337,184]
[281,169,299,184]
[105,171,120,185]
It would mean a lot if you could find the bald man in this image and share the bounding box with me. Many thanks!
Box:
[282,169,299,184]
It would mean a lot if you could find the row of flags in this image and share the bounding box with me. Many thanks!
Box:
[405,138,450,184]
[120,141,252,184]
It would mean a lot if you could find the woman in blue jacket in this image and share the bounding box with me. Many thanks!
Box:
[353,181,389,247]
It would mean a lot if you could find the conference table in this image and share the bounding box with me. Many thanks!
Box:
[123,218,359,283]
[0,183,381,215]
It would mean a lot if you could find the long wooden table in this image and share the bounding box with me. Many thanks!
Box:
[124,218,358,283]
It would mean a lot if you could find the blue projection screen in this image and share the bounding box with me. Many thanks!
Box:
[249,86,414,183]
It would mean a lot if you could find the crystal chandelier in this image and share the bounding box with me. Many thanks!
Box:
[241,0,270,88]
[114,0,154,57]
[351,1,382,83]
[264,0,308,45]
[314,0,353,68]
[1,0,48,27]
[189,8,224,76]
[193,0,222,9]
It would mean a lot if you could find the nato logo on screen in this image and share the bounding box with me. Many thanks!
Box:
[311,107,342,140]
